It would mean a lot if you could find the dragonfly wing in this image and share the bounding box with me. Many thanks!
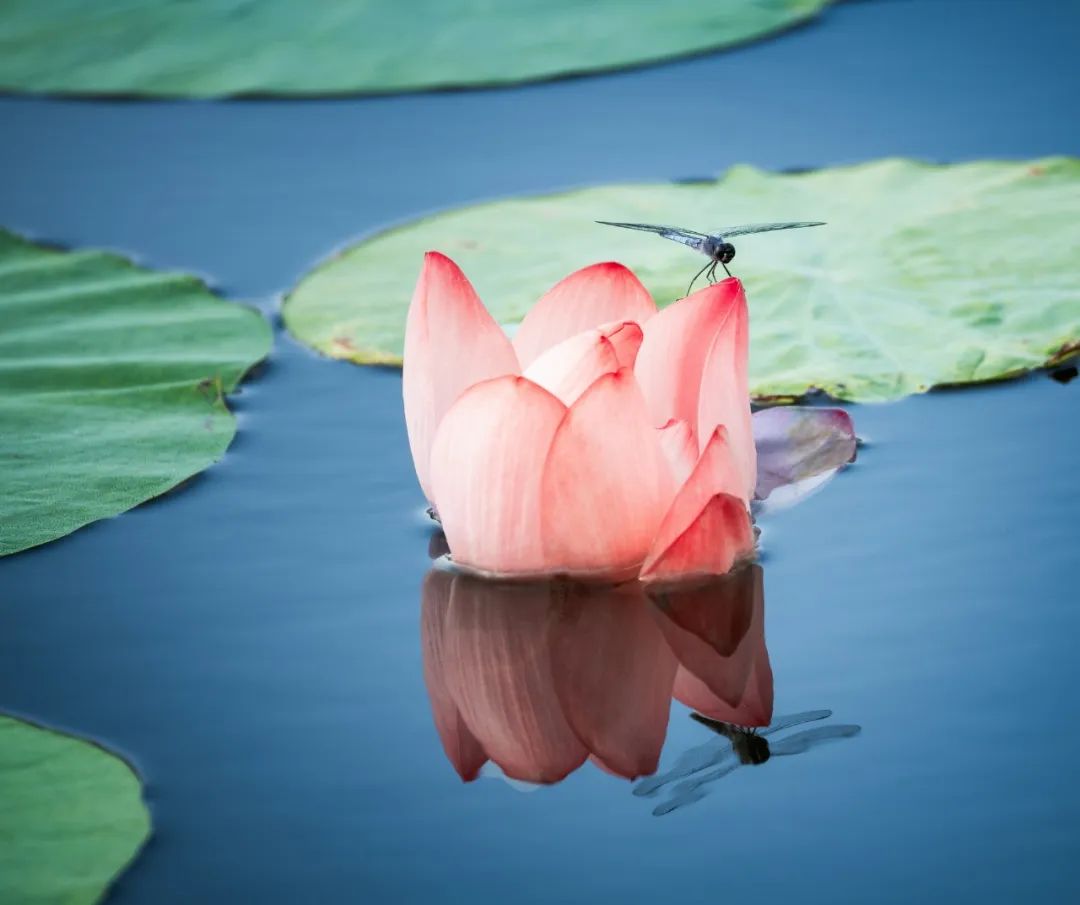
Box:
[652,762,740,816]
[760,710,832,737]
[769,724,862,756]
[595,221,709,252]
[714,221,826,238]
[632,739,731,797]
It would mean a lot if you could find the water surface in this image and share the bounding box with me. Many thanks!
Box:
[1,0,1079,901]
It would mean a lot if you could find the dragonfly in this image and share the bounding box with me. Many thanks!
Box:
[596,220,825,296]
[633,709,861,816]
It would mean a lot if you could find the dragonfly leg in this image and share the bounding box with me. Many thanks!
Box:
[685,260,711,297]
[706,261,718,283]
[721,261,732,277]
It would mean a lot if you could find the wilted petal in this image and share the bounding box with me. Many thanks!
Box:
[430,376,566,577]
[513,263,657,368]
[443,575,588,784]
[641,427,752,582]
[696,279,754,499]
[548,583,677,779]
[420,569,487,780]
[404,252,520,501]
[657,419,697,486]
[753,406,856,500]
[541,369,676,580]
[634,278,743,431]
[522,320,642,406]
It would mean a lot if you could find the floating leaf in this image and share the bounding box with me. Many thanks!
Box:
[284,157,1080,401]
[0,0,834,98]
[0,713,150,905]
[0,230,271,556]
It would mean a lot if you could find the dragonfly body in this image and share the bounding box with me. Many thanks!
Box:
[597,219,824,295]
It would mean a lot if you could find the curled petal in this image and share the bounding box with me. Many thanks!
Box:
[696,280,754,500]
[513,263,657,368]
[430,376,566,577]
[541,369,675,580]
[403,252,520,501]
[753,406,856,500]
[523,320,642,406]
[657,419,697,487]
[420,569,487,780]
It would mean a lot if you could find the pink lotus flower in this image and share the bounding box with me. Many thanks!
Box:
[405,253,760,583]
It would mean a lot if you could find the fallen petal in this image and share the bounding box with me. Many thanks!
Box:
[753,406,856,500]
[513,262,657,368]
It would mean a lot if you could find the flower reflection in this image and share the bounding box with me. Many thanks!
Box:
[420,563,773,785]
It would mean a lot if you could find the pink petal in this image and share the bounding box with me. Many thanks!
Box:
[512,263,657,368]
[657,419,697,486]
[696,280,755,499]
[634,278,742,431]
[420,569,487,780]
[442,574,588,784]
[640,493,752,583]
[522,320,642,406]
[403,252,520,501]
[651,565,772,726]
[753,406,856,500]
[640,427,752,582]
[548,582,677,779]
[429,376,566,577]
[541,368,675,580]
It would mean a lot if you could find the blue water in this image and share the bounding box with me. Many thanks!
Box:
[1,0,1078,902]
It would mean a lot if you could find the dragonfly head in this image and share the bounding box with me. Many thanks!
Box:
[717,242,736,265]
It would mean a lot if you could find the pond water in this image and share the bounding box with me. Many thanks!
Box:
[1,0,1079,902]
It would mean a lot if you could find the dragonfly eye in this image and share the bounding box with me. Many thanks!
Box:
[719,243,736,264]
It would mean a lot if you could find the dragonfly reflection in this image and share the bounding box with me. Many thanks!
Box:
[596,220,825,295]
[635,709,861,816]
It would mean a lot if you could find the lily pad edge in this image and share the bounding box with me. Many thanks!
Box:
[282,154,1080,403]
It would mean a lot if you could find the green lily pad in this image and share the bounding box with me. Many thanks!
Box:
[0,230,270,556]
[0,0,833,98]
[0,713,150,905]
[284,157,1080,401]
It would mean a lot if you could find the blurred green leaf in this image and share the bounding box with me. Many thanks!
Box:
[0,0,833,97]
[0,713,150,905]
[284,157,1080,401]
[0,230,271,556]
